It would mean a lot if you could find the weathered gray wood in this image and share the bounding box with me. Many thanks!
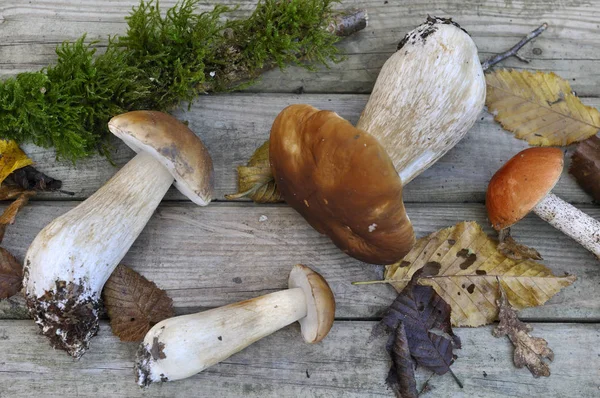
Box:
[0,320,597,397]
[1,0,600,94]
[1,202,598,320]
[19,94,599,203]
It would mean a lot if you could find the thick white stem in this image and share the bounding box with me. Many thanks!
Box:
[136,288,307,385]
[24,151,174,357]
[533,193,600,260]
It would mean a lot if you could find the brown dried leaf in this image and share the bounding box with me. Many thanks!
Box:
[383,222,575,327]
[486,70,600,146]
[0,184,29,201]
[0,191,35,243]
[0,247,23,299]
[569,135,600,202]
[386,323,418,398]
[0,140,33,184]
[498,233,542,261]
[225,140,283,203]
[493,283,554,378]
[102,264,174,342]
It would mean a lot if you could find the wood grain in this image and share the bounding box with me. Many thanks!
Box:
[0,320,598,397]
[19,94,599,203]
[1,0,599,94]
[1,202,598,320]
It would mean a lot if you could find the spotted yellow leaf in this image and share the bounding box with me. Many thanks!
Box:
[382,221,575,327]
[0,140,33,184]
[486,69,600,146]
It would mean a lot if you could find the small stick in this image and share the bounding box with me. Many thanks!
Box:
[327,9,369,37]
[481,23,548,71]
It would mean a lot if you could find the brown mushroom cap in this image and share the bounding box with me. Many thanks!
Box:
[108,111,214,205]
[269,104,415,264]
[288,264,335,343]
[486,147,564,230]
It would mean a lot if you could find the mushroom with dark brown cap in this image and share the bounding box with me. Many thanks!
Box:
[23,111,214,358]
[487,147,600,260]
[135,264,335,386]
[269,104,416,265]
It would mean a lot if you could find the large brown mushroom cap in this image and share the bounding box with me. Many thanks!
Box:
[487,147,564,230]
[269,104,415,264]
[109,111,214,205]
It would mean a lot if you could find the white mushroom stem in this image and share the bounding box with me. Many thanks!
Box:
[24,151,174,358]
[136,288,308,385]
[533,193,600,259]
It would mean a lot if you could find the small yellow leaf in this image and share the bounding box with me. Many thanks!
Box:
[225,140,283,203]
[0,140,33,184]
[383,221,575,327]
[486,69,600,146]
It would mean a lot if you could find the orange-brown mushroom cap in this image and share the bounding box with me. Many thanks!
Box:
[269,104,415,265]
[487,147,564,230]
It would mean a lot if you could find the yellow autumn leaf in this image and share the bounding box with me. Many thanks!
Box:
[0,140,33,185]
[225,140,282,203]
[381,221,575,327]
[486,69,600,146]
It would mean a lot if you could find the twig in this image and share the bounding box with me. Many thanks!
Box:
[481,23,548,71]
[327,9,368,37]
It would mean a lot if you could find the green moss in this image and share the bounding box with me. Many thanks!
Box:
[0,0,342,162]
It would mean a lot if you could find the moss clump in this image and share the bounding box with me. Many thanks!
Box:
[0,0,342,162]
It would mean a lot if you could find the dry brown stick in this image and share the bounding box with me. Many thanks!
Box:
[481,23,548,71]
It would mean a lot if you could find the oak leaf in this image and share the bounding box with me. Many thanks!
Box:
[383,221,575,327]
[225,140,282,203]
[493,282,554,378]
[0,140,33,184]
[102,264,174,342]
[486,70,600,146]
[569,135,600,202]
[0,247,23,299]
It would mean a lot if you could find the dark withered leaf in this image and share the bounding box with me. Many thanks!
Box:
[225,140,283,203]
[381,272,461,376]
[492,283,554,378]
[569,135,600,202]
[0,191,35,243]
[386,322,418,398]
[102,264,174,342]
[0,247,23,299]
[7,165,63,192]
[498,233,542,261]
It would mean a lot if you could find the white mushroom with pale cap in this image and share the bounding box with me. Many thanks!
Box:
[23,111,214,358]
[135,264,335,386]
[487,147,600,260]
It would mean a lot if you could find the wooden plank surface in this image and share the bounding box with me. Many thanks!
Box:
[2,202,598,321]
[21,94,599,204]
[1,0,600,95]
[0,320,598,397]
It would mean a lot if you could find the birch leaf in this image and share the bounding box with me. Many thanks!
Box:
[383,221,576,327]
[102,265,174,342]
[0,140,33,184]
[225,140,282,203]
[486,70,600,146]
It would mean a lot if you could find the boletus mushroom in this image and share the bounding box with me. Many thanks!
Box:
[487,147,600,260]
[357,16,486,184]
[24,111,214,358]
[136,264,335,386]
[269,104,416,265]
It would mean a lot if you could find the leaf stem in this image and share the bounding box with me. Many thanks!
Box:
[351,279,394,285]
[448,368,464,389]
[481,23,548,71]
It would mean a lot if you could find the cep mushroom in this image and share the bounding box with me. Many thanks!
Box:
[24,111,214,358]
[356,16,486,184]
[269,104,416,265]
[487,147,600,260]
[135,264,335,386]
